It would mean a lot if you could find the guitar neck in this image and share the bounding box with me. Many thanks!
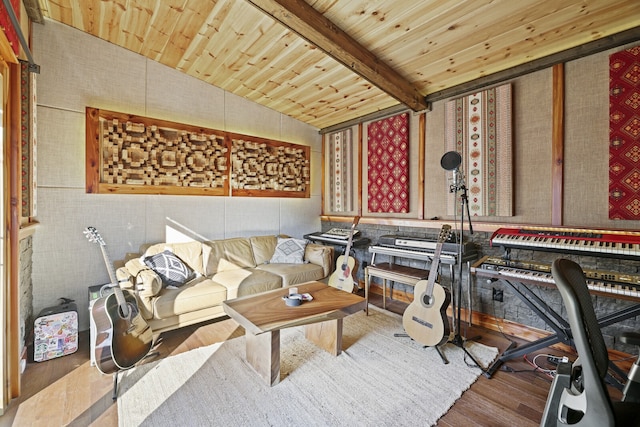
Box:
[98,244,128,307]
[341,217,360,265]
[425,244,443,290]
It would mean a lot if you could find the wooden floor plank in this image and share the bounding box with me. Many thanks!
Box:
[4,292,620,426]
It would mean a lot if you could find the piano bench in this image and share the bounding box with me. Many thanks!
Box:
[365,263,429,314]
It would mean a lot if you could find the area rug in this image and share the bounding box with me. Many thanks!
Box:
[117,307,498,427]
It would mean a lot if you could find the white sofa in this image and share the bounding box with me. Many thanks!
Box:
[115,235,334,336]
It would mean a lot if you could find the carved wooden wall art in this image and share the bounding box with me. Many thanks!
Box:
[86,108,310,198]
[230,134,310,197]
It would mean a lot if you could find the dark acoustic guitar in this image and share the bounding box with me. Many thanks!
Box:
[402,225,452,347]
[84,227,153,374]
[327,216,360,293]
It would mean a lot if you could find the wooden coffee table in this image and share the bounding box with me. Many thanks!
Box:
[222,281,366,386]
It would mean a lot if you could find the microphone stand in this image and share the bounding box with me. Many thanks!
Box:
[449,172,483,369]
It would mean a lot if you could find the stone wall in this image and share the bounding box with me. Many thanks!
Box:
[19,236,33,354]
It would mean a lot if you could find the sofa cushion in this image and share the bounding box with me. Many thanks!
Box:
[212,262,252,299]
[203,237,257,275]
[223,238,257,268]
[143,250,196,288]
[235,268,283,297]
[304,243,334,277]
[152,277,227,319]
[257,263,325,287]
[269,237,307,264]
[250,235,278,265]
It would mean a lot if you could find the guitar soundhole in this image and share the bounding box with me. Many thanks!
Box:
[118,303,139,319]
[422,294,434,307]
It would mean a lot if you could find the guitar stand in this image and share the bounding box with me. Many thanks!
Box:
[393,333,450,364]
[111,344,161,400]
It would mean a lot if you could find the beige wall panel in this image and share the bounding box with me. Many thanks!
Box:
[281,196,323,238]
[143,196,228,243]
[224,91,282,139]
[564,42,640,230]
[36,107,85,188]
[509,69,553,224]
[310,149,321,197]
[280,114,322,153]
[145,59,226,129]
[223,198,281,237]
[424,100,450,220]
[34,19,147,114]
[32,188,148,330]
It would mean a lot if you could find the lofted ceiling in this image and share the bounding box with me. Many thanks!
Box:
[35,0,640,130]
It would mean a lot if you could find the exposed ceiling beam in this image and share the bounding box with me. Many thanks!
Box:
[23,0,45,24]
[245,0,429,112]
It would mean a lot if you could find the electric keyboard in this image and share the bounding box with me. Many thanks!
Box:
[319,227,361,240]
[303,231,370,247]
[472,255,640,378]
[472,256,640,301]
[369,235,478,265]
[490,226,640,259]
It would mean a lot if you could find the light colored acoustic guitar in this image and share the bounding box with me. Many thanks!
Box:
[402,225,452,347]
[327,216,360,292]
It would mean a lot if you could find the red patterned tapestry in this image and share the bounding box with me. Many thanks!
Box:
[367,112,409,213]
[609,45,640,220]
[445,84,513,217]
[327,129,354,212]
[0,0,20,55]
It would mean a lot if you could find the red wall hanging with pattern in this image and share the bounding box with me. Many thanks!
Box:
[367,112,409,213]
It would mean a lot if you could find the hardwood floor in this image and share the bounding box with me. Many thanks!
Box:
[0,293,604,426]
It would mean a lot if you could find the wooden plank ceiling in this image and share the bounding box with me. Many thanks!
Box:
[36,0,640,129]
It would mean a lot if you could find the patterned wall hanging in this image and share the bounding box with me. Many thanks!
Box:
[445,84,513,217]
[327,129,354,212]
[609,45,640,220]
[0,0,20,55]
[367,112,409,213]
[20,60,37,217]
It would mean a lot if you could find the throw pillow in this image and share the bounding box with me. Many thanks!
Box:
[268,238,307,264]
[143,250,195,288]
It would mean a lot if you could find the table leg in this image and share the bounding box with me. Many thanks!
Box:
[383,279,387,310]
[305,319,343,356]
[364,267,370,315]
[245,330,280,386]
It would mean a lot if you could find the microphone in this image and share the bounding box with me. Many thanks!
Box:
[440,151,462,192]
[440,151,461,171]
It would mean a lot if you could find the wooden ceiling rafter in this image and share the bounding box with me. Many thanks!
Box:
[244,0,429,113]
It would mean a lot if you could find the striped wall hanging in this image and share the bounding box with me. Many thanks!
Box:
[445,84,513,217]
[327,129,354,212]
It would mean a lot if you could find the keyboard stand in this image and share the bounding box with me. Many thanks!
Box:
[482,277,640,383]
